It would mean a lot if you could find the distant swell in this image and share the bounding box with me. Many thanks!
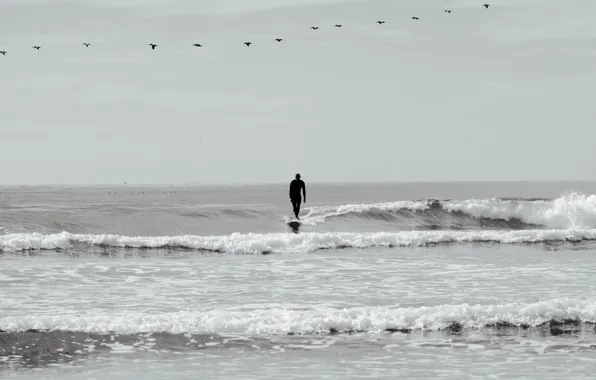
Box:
[178,207,267,219]
[1,298,595,335]
[302,193,596,230]
[2,229,596,254]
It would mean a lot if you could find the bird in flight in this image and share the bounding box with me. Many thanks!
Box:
[82,43,91,47]
[483,4,490,8]
[33,46,41,50]
[244,42,252,47]
[334,24,342,28]
[311,26,319,30]
[149,44,158,50]
[411,16,420,20]
[192,43,202,47]
[275,38,283,42]
[0,51,6,56]
[377,21,386,25]
[445,10,452,13]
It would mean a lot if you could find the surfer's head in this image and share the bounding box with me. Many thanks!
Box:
[295,173,301,179]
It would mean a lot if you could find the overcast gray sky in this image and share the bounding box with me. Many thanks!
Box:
[1,0,595,185]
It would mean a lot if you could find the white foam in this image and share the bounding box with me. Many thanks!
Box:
[1,229,595,254]
[1,298,594,334]
[443,193,596,229]
[0,232,72,252]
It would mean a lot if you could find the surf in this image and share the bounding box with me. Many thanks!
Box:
[300,193,596,230]
[2,298,595,335]
[2,229,596,254]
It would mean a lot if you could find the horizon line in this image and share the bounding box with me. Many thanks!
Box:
[1,179,595,187]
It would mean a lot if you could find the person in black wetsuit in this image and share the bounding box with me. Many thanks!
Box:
[289,173,306,219]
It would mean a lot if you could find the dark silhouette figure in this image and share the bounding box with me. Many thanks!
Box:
[484,4,490,8]
[244,42,252,47]
[377,21,386,24]
[83,43,91,47]
[149,44,158,50]
[411,17,419,20]
[311,26,319,30]
[334,24,342,28]
[0,51,6,56]
[33,46,41,50]
[445,10,452,13]
[275,38,283,42]
[193,43,202,47]
[289,173,306,219]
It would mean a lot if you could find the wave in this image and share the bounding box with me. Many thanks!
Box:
[1,229,596,254]
[302,193,596,230]
[177,207,267,220]
[1,298,595,335]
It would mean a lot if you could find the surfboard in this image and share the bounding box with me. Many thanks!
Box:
[287,221,301,228]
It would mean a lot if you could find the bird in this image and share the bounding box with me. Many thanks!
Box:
[0,51,6,56]
[411,16,419,20]
[311,26,319,30]
[192,43,202,47]
[376,21,386,25]
[334,24,342,28]
[244,42,252,47]
[275,38,283,42]
[149,44,157,50]
[445,10,452,13]
[32,46,41,50]
[82,43,91,47]
[483,4,490,8]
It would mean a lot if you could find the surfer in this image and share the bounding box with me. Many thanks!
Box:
[289,174,306,219]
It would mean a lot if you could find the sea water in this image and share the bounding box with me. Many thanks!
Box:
[1,181,596,379]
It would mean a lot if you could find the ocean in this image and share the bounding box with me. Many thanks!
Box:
[1,181,596,379]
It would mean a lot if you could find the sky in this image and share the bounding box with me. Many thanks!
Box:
[1,0,595,185]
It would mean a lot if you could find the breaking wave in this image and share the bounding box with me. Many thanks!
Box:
[1,229,596,254]
[1,298,595,335]
[302,193,596,230]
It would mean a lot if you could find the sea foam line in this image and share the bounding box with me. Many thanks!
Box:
[1,298,595,334]
[1,229,596,253]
